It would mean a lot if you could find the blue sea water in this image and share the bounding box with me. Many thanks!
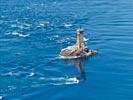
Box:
[0,0,133,100]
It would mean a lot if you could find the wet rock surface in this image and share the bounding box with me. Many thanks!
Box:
[60,46,96,58]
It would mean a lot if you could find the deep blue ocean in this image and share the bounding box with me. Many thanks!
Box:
[0,0,133,100]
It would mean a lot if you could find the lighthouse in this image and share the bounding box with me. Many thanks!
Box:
[76,28,85,50]
[60,28,97,59]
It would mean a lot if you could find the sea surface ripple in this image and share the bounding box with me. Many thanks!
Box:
[0,0,133,100]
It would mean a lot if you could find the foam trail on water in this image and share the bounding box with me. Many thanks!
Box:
[8,31,19,35]
[11,23,31,29]
[40,76,80,85]
[59,55,80,59]
[6,31,29,37]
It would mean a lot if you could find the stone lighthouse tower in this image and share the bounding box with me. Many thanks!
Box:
[76,28,85,50]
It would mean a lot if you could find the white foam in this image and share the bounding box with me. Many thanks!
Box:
[40,76,79,85]
[53,35,59,38]
[11,31,19,35]
[59,55,80,59]
[18,34,29,37]
[29,72,35,77]
[65,81,79,85]
[51,77,79,85]
[11,21,31,29]
[44,21,50,24]
[0,96,2,100]
[39,21,50,27]
[39,23,45,26]
[67,77,80,83]
[64,23,72,28]
[23,23,31,27]
[7,31,29,37]
[84,37,89,41]
[11,24,24,29]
